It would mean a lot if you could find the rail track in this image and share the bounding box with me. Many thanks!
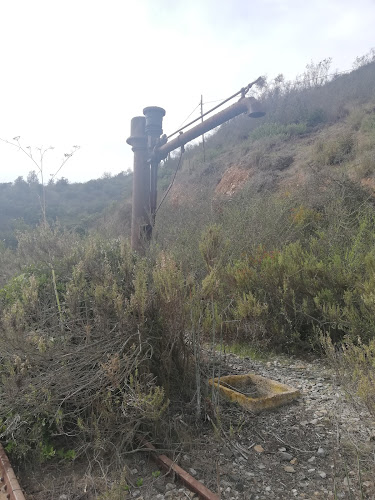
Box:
[0,444,25,500]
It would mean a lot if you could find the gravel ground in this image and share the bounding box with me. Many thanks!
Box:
[20,352,375,499]
[172,351,375,500]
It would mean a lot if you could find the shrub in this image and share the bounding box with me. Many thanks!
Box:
[0,232,196,461]
[315,132,356,165]
[361,113,375,133]
[323,336,375,418]
[250,122,307,142]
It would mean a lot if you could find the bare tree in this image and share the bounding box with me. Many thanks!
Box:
[0,136,80,223]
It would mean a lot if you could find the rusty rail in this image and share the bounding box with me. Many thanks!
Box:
[140,439,220,500]
[0,444,25,500]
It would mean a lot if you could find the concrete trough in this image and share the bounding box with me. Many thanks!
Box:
[209,373,300,412]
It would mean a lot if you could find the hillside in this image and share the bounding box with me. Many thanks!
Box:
[0,55,375,499]
[0,171,133,247]
[151,58,375,268]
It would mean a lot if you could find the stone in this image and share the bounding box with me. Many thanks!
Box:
[254,444,265,453]
[279,451,293,461]
[165,483,176,492]
[165,492,176,499]
[284,466,296,473]
[318,471,327,479]
[189,468,197,476]
[307,456,316,463]
[317,447,326,457]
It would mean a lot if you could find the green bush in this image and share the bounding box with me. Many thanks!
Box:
[323,336,375,418]
[0,231,197,461]
[315,132,356,165]
[361,113,375,133]
[250,122,307,142]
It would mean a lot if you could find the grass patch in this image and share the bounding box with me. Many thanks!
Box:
[216,342,272,361]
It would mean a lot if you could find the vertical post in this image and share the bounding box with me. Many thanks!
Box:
[127,116,149,254]
[143,106,166,227]
[201,95,206,163]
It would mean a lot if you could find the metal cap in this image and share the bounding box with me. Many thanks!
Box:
[143,106,166,137]
[246,97,266,118]
[126,116,147,149]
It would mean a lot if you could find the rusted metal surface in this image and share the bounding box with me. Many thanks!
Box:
[143,106,166,226]
[127,94,265,249]
[166,77,264,140]
[127,116,150,253]
[0,444,25,500]
[154,96,265,160]
[140,439,220,500]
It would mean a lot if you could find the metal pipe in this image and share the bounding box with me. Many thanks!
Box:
[127,116,150,253]
[154,97,264,160]
[143,106,166,226]
[166,77,264,140]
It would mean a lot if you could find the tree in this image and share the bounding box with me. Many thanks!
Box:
[27,170,40,185]
[0,136,79,223]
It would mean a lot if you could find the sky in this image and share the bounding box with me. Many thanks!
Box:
[0,0,374,184]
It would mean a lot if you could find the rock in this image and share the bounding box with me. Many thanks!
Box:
[221,446,233,458]
[290,458,298,465]
[317,447,326,457]
[318,471,327,479]
[165,492,176,499]
[279,451,293,461]
[165,483,176,492]
[132,491,141,498]
[130,468,138,475]
[254,444,265,453]
[284,466,295,473]
[59,496,69,500]
[189,468,197,476]
[307,456,316,463]
[278,447,286,452]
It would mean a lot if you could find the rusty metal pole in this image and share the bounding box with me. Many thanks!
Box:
[143,106,166,227]
[127,116,149,253]
[126,96,264,250]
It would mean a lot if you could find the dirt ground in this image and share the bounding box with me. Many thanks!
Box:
[17,351,375,499]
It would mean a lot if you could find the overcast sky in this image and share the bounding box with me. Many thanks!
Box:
[0,0,374,184]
